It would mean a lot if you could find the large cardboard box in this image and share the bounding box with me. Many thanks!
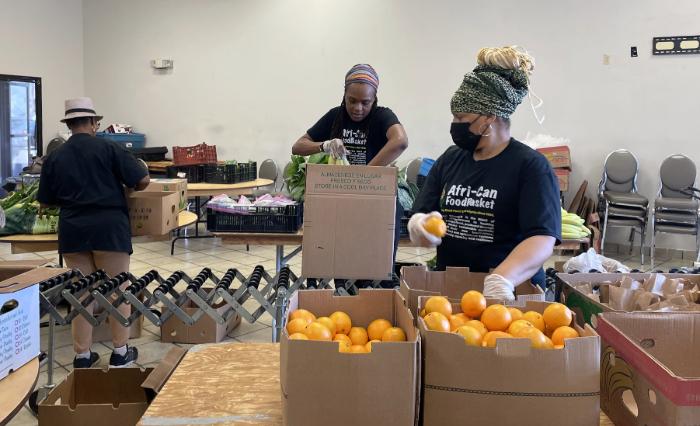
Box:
[38,347,187,426]
[400,265,544,318]
[597,312,700,425]
[302,164,397,280]
[418,297,600,426]
[0,259,52,281]
[280,289,419,426]
[558,272,700,327]
[0,268,69,381]
[537,145,571,169]
[160,289,241,344]
[128,191,180,236]
[141,178,188,212]
[555,168,570,192]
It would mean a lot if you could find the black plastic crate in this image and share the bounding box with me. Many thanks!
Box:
[235,161,257,183]
[166,164,206,183]
[206,204,303,233]
[205,164,234,183]
[130,147,168,162]
[399,210,412,237]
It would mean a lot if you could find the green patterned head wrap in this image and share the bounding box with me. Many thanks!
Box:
[450,64,530,119]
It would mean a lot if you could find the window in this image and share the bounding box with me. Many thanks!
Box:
[0,74,42,181]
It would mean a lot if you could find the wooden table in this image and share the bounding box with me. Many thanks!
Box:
[186,179,273,198]
[139,343,614,425]
[214,230,416,272]
[0,358,39,425]
[139,343,282,425]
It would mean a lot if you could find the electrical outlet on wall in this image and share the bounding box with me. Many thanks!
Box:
[631,46,638,57]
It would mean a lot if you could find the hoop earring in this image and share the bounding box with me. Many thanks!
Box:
[482,124,493,138]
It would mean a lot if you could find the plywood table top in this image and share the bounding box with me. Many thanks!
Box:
[0,357,39,425]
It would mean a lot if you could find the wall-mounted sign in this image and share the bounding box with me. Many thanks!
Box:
[653,35,700,55]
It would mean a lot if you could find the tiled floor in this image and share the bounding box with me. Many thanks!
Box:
[1,232,695,425]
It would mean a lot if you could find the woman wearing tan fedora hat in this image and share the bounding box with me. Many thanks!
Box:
[37,97,150,368]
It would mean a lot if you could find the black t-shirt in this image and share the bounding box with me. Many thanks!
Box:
[307,106,400,165]
[413,139,561,277]
[37,133,147,254]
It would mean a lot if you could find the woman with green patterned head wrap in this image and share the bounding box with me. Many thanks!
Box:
[410,46,561,301]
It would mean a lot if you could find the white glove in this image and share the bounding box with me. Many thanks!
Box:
[408,212,443,248]
[483,273,515,301]
[322,138,349,159]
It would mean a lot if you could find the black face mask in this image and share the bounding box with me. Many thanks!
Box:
[450,122,482,153]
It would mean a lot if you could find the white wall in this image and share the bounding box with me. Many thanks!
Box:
[82,0,700,249]
[0,0,84,145]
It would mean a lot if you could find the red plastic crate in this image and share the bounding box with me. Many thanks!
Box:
[172,143,218,166]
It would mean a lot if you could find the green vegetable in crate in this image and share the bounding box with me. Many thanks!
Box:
[284,153,350,201]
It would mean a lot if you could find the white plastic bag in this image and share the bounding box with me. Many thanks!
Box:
[563,248,631,273]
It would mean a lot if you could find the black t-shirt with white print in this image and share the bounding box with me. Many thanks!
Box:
[412,140,561,284]
[306,106,400,165]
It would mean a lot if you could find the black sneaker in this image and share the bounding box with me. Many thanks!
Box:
[73,352,100,368]
[109,346,138,368]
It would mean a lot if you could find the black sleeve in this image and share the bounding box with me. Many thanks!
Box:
[517,154,562,244]
[306,108,338,142]
[37,156,57,205]
[111,142,148,188]
[412,149,451,213]
[376,107,401,136]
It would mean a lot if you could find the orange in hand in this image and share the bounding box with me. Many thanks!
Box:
[423,216,447,237]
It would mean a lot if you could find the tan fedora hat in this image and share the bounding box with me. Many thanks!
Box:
[60,97,103,123]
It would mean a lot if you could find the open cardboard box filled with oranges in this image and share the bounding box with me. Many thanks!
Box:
[417,292,601,426]
[280,289,419,426]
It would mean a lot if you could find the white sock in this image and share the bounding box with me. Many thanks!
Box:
[76,350,91,359]
[113,344,128,356]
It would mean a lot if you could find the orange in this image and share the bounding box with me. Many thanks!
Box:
[423,216,447,237]
[508,307,523,321]
[543,336,554,349]
[460,290,486,318]
[365,339,380,352]
[289,308,316,323]
[543,303,573,330]
[482,331,513,348]
[304,322,332,341]
[333,334,352,346]
[289,333,308,340]
[507,319,533,336]
[349,345,368,353]
[367,319,392,341]
[316,317,336,337]
[480,304,512,332]
[286,318,310,335]
[419,309,427,318]
[463,320,488,337]
[382,327,407,342]
[513,326,548,349]
[449,314,470,332]
[554,345,565,350]
[424,312,451,332]
[522,311,545,332]
[425,296,453,317]
[348,327,369,346]
[337,340,351,353]
[551,326,579,346]
[455,325,483,347]
[330,311,352,335]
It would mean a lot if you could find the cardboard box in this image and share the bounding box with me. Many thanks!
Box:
[92,315,143,343]
[142,178,188,212]
[38,346,187,426]
[558,273,700,327]
[0,268,69,380]
[128,191,180,236]
[160,289,241,344]
[537,145,571,169]
[302,164,397,280]
[418,297,600,426]
[280,289,419,426]
[400,265,544,318]
[597,312,700,425]
[0,260,52,281]
[555,168,570,192]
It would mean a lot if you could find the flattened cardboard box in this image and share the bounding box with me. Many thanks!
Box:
[302,164,397,280]
[38,346,187,426]
[128,190,180,236]
[281,289,419,426]
[160,288,241,344]
[558,272,700,327]
[400,265,544,318]
[598,312,700,426]
[0,267,69,381]
[417,297,600,426]
[141,178,188,212]
[0,259,52,281]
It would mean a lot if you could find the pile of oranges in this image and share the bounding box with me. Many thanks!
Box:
[286,308,407,353]
[420,291,581,350]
